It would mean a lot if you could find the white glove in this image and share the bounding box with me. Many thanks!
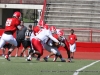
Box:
[49,43,53,46]
[59,42,65,47]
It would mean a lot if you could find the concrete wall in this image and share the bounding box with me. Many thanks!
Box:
[0,9,2,26]
[0,4,43,9]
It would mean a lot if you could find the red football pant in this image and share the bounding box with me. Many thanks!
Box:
[64,39,70,50]
[64,39,70,58]
[31,38,43,55]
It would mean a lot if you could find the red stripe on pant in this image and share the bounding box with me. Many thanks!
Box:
[64,38,70,50]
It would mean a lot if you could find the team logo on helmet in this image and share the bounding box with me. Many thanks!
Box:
[50,26,56,33]
[13,11,21,19]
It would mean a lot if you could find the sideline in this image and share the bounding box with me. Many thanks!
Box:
[73,60,100,75]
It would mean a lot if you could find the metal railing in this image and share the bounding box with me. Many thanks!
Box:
[40,0,47,21]
[62,28,100,43]
[0,0,44,4]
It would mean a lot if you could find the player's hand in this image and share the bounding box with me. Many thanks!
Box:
[55,42,59,46]
[59,42,65,47]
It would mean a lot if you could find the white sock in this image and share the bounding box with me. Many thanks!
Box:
[47,56,49,58]
[53,57,56,61]
[29,55,31,58]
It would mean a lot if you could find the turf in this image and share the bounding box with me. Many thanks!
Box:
[79,61,100,75]
[0,57,99,75]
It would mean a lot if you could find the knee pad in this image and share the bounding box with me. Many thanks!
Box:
[51,49,57,54]
[56,51,61,56]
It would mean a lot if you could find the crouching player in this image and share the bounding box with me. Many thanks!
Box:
[43,26,66,62]
[26,24,60,61]
[53,29,71,62]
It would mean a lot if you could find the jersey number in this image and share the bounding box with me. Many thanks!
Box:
[5,19,12,26]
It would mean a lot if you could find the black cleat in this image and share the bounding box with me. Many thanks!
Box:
[7,58,10,61]
[67,58,72,62]
[36,58,40,61]
[5,55,10,61]
[26,59,31,61]
[26,57,32,61]
[44,57,48,62]
[61,60,66,62]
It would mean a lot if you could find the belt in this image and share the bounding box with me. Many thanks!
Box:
[4,31,13,35]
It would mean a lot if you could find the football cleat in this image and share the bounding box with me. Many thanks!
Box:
[44,57,48,62]
[67,58,72,62]
[5,55,10,61]
[36,58,40,61]
[26,57,32,61]
[61,60,66,62]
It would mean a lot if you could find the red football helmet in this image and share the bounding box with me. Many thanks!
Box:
[38,20,44,27]
[44,24,49,30]
[13,11,21,19]
[58,30,64,37]
[50,26,56,33]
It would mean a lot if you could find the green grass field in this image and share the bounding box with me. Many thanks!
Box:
[0,57,100,75]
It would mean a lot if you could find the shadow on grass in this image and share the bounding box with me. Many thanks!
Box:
[41,60,75,63]
[11,61,38,63]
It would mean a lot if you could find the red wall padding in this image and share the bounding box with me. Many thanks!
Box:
[76,42,100,52]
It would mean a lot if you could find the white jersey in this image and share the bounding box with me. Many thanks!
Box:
[35,29,59,43]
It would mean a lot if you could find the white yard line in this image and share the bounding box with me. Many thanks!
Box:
[73,60,100,75]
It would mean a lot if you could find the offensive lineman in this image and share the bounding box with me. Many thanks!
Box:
[0,11,22,61]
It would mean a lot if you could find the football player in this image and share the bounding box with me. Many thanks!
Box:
[0,11,22,61]
[43,26,66,62]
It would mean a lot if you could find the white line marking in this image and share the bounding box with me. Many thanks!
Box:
[73,60,100,75]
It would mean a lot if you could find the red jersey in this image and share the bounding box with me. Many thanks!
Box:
[53,33,59,40]
[5,18,20,33]
[69,34,77,45]
[33,26,40,35]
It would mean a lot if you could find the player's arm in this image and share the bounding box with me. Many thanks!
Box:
[45,30,60,46]
[49,35,59,42]
[47,30,59,43]
[75,35,77,41]
[17,25,22,30]
[16,19,22,30]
